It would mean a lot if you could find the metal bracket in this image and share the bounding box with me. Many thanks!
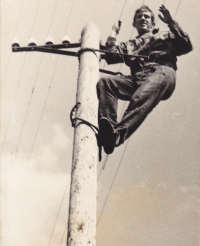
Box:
[12,42,106,59]
[70,102,102,161]
[12,43,81,56]
[70,102,81,127]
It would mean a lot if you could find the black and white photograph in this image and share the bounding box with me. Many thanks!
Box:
[1,0,200,245]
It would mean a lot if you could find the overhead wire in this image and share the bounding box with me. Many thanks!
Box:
[155,0,167,24]
[98,154,108,180]
[12,0,60,160]
[98,0,169,170]
[1,0,41,154]
[41,0,185,243]
[113,0,157,129]
[7,0,63,235]
[97,0,139,212]
[2,0,25,86]
[27,58,57,160]
[98,0,136,172]
[163,0,193,200]
[97,0,142,225]
[12,53,43,160]
[64,0,76,34]
[103,0,184,219]
[97,137,131,226]
[47,180,70,246]
[28,0,76,161]
[35,1,77,244]
[174,0,182,18]
[57,1,130,243]
[3,0,41,86]
[97,0,184,226]
[118,0,128,20]
[59,227,67,246]
[24,0,185,243]
[4,0,184,244]
[98,0,131,168]
[2,0,41,233]
[100,0,127,77]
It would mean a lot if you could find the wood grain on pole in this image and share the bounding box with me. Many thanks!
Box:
[67,23,100,246]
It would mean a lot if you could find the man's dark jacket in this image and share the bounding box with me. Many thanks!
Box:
[105,20,193,73]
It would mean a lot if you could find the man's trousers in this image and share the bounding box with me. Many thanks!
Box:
[96,64,176,145]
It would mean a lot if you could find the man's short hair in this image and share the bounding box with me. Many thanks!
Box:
[133,5,155,25]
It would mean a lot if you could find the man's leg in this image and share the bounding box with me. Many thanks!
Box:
[96,74,137,153]
[96,74,137,127]
[115,65,176,145]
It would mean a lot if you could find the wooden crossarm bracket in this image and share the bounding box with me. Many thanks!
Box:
[12,46,78,57]
[12,43,106,59]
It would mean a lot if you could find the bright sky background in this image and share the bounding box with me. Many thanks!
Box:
[1,0,200,245]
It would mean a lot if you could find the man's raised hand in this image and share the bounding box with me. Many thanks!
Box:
[158,5,174,24]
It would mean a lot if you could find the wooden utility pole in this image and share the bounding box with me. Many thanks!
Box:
[67,23,100,246]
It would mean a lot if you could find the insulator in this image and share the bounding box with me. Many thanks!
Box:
[62,35,71,44]
[28,37,37,46]
[12,38,20,48]
[45,36,54,45]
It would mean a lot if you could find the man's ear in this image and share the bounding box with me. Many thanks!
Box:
[132,21,135,27]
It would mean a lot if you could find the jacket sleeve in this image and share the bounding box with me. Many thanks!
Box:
[168,20,193,56]
[105,36,126,64]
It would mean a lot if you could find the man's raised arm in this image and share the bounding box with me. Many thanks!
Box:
[105,21,125,64]
[159,5,193,55]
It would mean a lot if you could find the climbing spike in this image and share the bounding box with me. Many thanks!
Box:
[62,35,71,44]
[28,37,37,46]
[45,36,54,45]
[12,38,20,48]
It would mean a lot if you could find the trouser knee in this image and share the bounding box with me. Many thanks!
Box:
[96,77,117,97]
[97,77,113,89]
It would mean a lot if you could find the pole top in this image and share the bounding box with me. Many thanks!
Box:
[81,22,100,38]
[80,23,100,50]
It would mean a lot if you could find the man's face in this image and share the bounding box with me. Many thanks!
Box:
[133,11,154,35]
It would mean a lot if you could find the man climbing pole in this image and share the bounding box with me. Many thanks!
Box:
[97,5,193,154]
